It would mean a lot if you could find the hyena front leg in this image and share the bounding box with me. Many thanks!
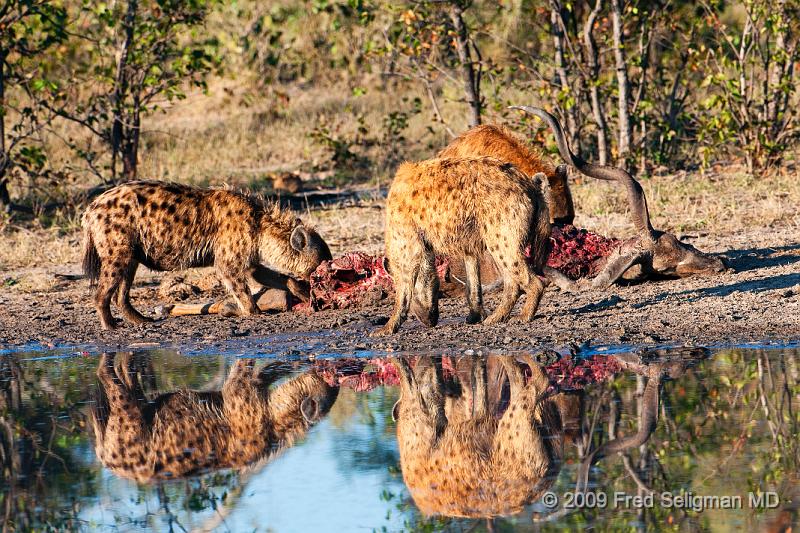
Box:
[216,263,258,316]
[116,260,153,324]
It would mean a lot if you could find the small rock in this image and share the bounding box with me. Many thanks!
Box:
[230,327,250,337]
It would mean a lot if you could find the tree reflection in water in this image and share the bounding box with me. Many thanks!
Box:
[0,347,796,531]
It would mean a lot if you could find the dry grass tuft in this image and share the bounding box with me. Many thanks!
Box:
[0,226,81,270]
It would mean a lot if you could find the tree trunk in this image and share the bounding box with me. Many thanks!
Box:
[551,3,580,150]
[610,0,631,167]
[450,3,481,127]
[583,0,609,164]
[111,0,138,182]
[0,48,10,209]
[122,95,140,180]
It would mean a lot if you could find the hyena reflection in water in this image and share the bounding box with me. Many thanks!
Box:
[391,355,578,518]
[91,353,338,482]
[390,353,699,520]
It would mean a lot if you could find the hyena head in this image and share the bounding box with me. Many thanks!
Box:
[258,206,332,278]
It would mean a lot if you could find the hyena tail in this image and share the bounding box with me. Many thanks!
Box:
[82,229,101,285]
[525,176,553,269]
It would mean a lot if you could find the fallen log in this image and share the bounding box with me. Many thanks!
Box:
[155,288,293,317]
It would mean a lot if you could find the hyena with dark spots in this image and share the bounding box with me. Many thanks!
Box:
[92,352,338,482]
[376,157,551,335]
[82,181,331,330]
[438,124,575,225]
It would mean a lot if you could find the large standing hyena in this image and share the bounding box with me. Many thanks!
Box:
[438,124,574,225]
[377,157,551,335]
[82,181,331,329]
[391,356,572,518]
[91,353,338,482]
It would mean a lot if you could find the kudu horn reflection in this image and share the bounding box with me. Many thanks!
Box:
[535,348,708,522]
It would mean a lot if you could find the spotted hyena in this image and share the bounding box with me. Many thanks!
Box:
[91,352,338,482]
[377,157,550,335]
[82,181,331,329]
[391,356,570,517]
[438,124,574,225]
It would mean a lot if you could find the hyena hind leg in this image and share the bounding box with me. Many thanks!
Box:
[463,254,486,324]
[95,260,128,330]
[116,260,153,325]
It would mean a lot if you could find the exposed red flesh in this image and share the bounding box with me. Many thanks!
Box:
[301,226,619,311]
[317,354,622,393]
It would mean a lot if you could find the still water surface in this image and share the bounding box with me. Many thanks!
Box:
[0,345,797,531]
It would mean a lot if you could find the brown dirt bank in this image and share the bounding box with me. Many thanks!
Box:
[1,227,798,355]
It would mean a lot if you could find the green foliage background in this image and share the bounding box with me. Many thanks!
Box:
[1,0,799,214]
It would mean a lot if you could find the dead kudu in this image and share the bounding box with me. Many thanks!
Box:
[510,106,726,290]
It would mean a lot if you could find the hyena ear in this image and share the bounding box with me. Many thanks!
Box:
[290,226,309,251]
[300,397,320,423]
[391,399,401,422]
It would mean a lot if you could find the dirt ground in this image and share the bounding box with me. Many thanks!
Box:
[1,219,798,355]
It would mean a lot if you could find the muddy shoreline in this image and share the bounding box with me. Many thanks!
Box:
[2,227,799,356]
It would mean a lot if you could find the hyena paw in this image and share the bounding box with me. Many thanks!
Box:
[465,310,486,325]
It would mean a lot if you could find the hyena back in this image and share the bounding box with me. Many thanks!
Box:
[438,124,574,225]
[82,181,331,329]
[378,157,550,335]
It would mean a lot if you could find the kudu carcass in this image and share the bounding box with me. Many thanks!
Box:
[509,107,726,290]
[91,352,338,482]
[391,355,575,518]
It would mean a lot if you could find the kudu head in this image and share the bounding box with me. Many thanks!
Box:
[649,231,726,278]
[510,106,727,282]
